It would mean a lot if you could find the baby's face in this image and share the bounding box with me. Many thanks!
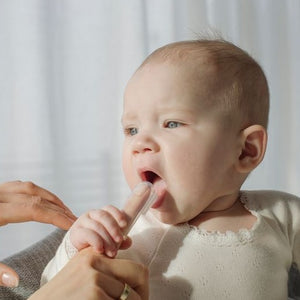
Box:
[122,61,241,225]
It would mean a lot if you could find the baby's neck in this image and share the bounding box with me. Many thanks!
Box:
[188,198,256,233]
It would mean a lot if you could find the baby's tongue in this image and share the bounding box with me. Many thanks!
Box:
[152,176,167,197]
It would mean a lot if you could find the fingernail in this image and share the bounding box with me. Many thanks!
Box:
[2,273,19,287]
[133,182,152,196]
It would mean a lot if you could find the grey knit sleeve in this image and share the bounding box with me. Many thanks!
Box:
[0,229,66,300]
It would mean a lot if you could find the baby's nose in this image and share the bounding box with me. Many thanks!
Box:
[132,134,159,154]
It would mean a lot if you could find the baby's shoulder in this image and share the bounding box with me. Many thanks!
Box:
[242,189,300,220]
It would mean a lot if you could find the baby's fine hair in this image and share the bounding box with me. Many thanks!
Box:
[139,39,270,129]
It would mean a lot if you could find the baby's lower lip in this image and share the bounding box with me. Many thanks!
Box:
[151,193,165,209]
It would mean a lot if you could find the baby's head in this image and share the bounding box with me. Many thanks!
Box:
[122,39,269,225]
[139,39,269,129]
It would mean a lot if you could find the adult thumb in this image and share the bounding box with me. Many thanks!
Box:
[0,263,19,287]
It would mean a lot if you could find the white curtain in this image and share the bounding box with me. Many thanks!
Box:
[0,0,299,259]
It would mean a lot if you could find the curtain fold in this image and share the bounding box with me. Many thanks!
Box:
[1,0,299,259]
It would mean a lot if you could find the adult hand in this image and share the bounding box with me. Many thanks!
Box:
[0,181,76,228]
[29,247,149,300]
[0,180,77,287]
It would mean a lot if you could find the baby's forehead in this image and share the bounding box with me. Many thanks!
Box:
[143,42,222,70]
[127,46,229,104]
[141,40,250,81]
[139,46,228,91]
[125,63,223,116]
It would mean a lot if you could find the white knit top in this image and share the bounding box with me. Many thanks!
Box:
[42,190,300,300]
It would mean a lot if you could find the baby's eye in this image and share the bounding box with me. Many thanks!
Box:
[125,127,138,136]
[165,121,182,129]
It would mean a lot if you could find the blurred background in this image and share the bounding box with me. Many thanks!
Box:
[0,0,299,259]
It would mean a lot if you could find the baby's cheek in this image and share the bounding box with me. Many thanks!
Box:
[122,151,130,178]
[122,159,136,189]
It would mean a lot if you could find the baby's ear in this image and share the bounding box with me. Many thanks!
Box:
[235,125,267,173]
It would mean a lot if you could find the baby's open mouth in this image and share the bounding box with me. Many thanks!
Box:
[142,170,161,184]
[139,170,167,208]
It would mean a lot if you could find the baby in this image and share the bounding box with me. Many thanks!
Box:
[41,39,300,299]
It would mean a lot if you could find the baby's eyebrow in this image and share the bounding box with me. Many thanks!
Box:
[158,108,197,118]
[121,113,135,125]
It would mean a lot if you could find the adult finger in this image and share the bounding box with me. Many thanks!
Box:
[0,196,76,229]
[93,253,149,300]
[95,271,141,300]
[0,263,19,287]
[122,182,152,236]
[0,181,75,219]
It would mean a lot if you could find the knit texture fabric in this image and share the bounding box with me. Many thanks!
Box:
[0,229,65,300]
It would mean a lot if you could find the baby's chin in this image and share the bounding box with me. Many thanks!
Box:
[150,209,186,225]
